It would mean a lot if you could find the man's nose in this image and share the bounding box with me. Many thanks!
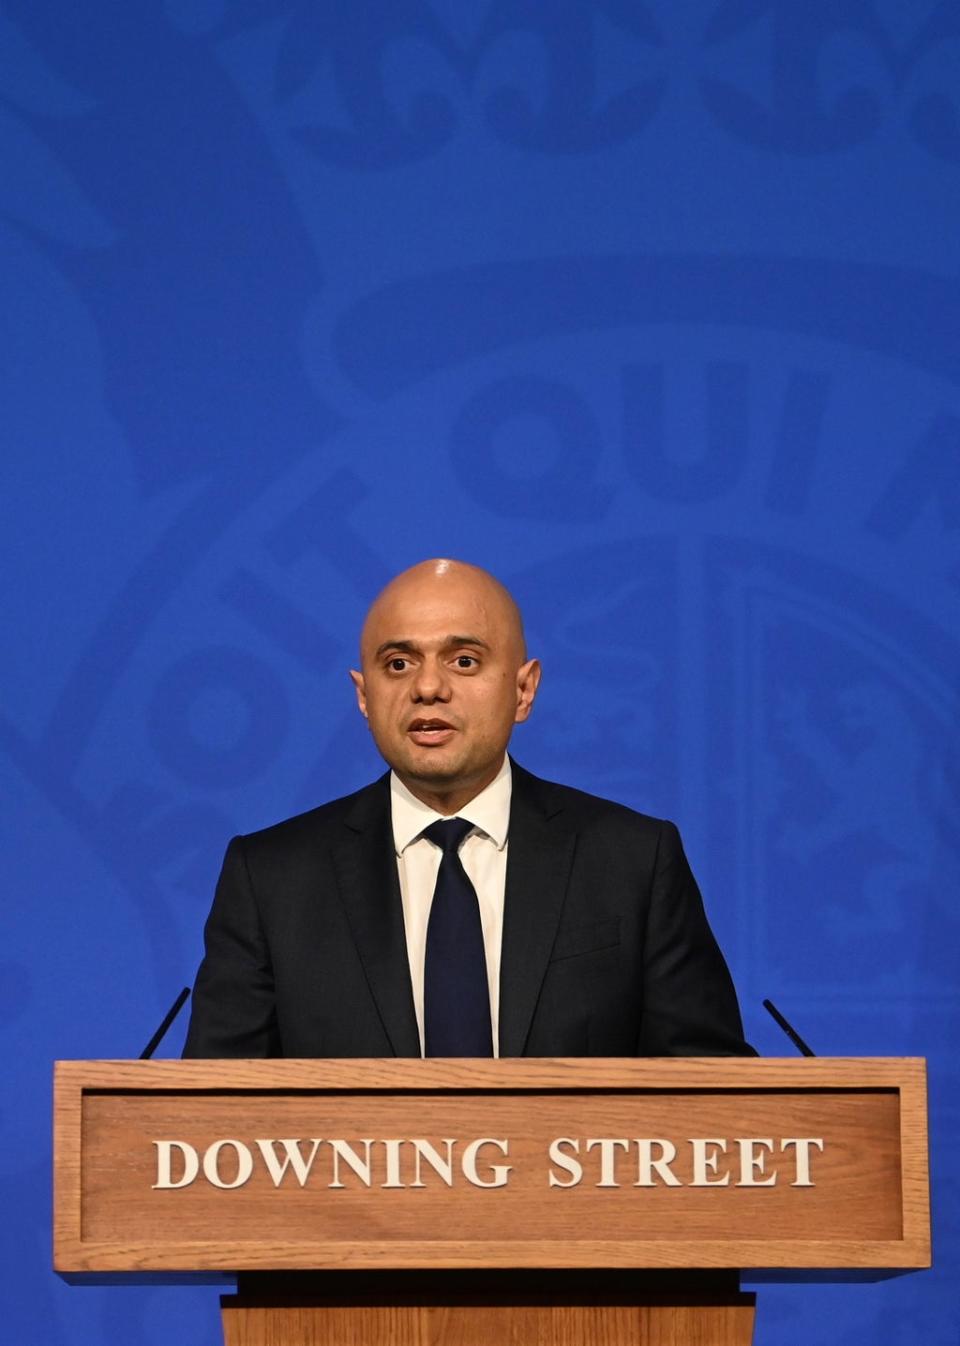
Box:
[411,658,451,702]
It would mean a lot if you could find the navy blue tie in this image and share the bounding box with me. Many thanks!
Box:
[422,818,494,1057]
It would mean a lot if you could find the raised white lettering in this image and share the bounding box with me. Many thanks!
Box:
[548,1137,583,1188]
[153,1140,199,1189]
[254,1138,322,1188]
[148,1132,823,1194]
[329,1139,374,1188]
[203,1139,254,1189]
[381,1138,404,1188]
[634,1138,680,1187]
[735,1138,777,1186]
[585,1138,629,1187]
[690,1137,730,1186]
[462,1138,511,1188]
[781,1137,824,1186]
[410,1139,456,1188]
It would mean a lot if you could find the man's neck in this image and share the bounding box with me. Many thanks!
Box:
[394,761,506,816]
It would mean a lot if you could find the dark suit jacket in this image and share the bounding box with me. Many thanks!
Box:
[183,762,752,1058]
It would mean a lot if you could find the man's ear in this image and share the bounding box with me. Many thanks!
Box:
[349,669,367,718]
[514,658,542,723]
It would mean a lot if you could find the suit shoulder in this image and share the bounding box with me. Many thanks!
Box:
[513,762,676,841]
[232,775,389,856]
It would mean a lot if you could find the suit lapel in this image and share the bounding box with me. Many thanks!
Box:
[498,763,577,1056]
[330,776,421,1057]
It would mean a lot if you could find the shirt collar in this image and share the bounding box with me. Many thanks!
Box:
[390,755,512,856]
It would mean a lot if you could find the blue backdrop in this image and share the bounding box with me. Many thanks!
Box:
[2,2,958,1342]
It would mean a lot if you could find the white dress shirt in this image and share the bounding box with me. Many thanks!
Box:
[391,755,511,1056]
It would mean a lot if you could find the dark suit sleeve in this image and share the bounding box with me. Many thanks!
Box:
[182,837,280,1058]
[637,821,755,1056]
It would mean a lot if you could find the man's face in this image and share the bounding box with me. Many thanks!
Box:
[350,568,540,809]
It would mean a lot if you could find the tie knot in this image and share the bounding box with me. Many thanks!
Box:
[423,817,474,854]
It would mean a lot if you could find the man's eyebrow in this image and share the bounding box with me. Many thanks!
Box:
[373,634,491,659]
[445,634,490,650]
[374,638,419,658]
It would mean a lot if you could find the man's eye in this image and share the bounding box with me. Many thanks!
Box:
[388,658,409,672]
[454,655,477,668]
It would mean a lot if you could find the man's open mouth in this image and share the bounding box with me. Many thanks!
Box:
[407,719,456,745]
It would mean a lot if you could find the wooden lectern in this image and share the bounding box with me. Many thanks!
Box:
[54,1057,930,1345]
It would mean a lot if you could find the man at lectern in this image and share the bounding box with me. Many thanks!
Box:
[183,559,753,1060]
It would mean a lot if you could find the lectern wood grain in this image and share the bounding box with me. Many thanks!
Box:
[219,1301,757,1346]
[79,1090,900,1244]
[53,1057,930,1275]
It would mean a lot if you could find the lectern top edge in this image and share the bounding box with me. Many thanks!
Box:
[53,1054,927,1093]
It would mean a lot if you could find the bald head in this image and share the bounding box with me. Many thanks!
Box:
[359,559,527,665]
[350,559,540,812]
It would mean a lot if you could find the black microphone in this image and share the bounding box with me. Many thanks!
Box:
[762,998,815,1057]
[140,987,191,1059]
